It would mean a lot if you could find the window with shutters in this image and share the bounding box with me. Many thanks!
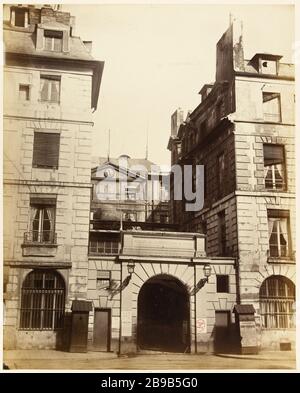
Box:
[44,30,63,52]
[24,195,57,245]
[263,92,281,122]
[263,144,286,190]
[12,7,28,27]
[40,75,61,103]
[20,270,65,330]
[32,132,60,169]
[267,210,291,259]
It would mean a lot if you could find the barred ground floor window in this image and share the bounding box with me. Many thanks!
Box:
[260,275,295,329]
[20,270,65,330]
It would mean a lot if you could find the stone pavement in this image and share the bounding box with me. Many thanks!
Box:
[3,349,297,371]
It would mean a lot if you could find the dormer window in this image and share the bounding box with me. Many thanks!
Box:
[261,60,277,75]
[11,7,28,28]
[250,54,282,75]
[44,30,63,52]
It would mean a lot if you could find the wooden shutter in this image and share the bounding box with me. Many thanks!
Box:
[32,132,60,168]
[40,75,60,102]
[263,144,284,166]
[40,77,49,101]
[62,30,70,53]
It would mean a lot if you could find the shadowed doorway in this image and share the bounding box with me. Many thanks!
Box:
[137,274,190,353]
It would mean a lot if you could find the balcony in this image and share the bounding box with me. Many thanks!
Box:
[22,231,58,257]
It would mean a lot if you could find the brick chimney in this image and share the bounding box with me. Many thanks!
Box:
[171,108,184,137]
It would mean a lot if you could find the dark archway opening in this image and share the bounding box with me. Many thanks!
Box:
[137,274,190,353]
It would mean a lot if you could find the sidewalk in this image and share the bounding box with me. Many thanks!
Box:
[3,349,296,371]
[4,349,118,361]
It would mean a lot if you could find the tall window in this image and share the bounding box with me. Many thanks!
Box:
[260,276,295,329]
[20,270,65,330]
[262,92,281,122]
[217,153,225,196]
[40,75,61,102]
[268,210,290,258]
[263,144,286,190]
[44,30,63,52]
[218,210,226,256]
[12,8,28,27]
[24,196,56,244]
[32,131,60,169]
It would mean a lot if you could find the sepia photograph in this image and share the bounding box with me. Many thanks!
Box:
[1,1,297,373]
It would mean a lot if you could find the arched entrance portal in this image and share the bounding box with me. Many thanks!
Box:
[137,274,190,353]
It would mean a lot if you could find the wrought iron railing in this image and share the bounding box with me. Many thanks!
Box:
[23,231,57,245]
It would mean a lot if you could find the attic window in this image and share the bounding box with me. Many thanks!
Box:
[260,59,277,75]
[44,30,63,52]
[12,8,28,27]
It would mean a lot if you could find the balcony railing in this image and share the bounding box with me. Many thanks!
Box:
[23,231,57,245]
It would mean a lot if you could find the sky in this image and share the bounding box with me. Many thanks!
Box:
[61,2,294,166]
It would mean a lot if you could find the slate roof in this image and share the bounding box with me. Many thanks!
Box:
[91,157,158,173]
[3,29,94,61]
[233,304,256,314]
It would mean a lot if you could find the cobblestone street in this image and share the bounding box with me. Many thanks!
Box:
[3,350,296,371]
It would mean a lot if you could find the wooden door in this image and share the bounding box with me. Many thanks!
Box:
[93,308,111,351]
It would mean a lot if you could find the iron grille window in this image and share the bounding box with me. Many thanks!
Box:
[262,92,281,122]
[260,276,295,329]
[20,270,65,330]
[263,144,286,190]
[24,196,57,245]
[267,210,290,258]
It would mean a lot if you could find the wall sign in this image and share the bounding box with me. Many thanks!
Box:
[196,318,207,334]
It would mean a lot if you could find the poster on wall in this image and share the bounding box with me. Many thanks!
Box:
[196,318,207,334]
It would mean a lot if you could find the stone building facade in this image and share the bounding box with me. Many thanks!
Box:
[3,4,104,349]
[168,20,295,350]
[86,156,237,354]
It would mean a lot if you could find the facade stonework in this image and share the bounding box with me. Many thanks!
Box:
[3,4,104,349]
[168,20,295,350]
[3,6,295,356]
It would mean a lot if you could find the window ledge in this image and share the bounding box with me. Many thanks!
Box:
[38,100,60,105]
[267,257,295,264]
[21,243,58,257]
[261,328,295,331]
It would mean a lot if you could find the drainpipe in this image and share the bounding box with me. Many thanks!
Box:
[194,261,197,354]
[118,258,123,356]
